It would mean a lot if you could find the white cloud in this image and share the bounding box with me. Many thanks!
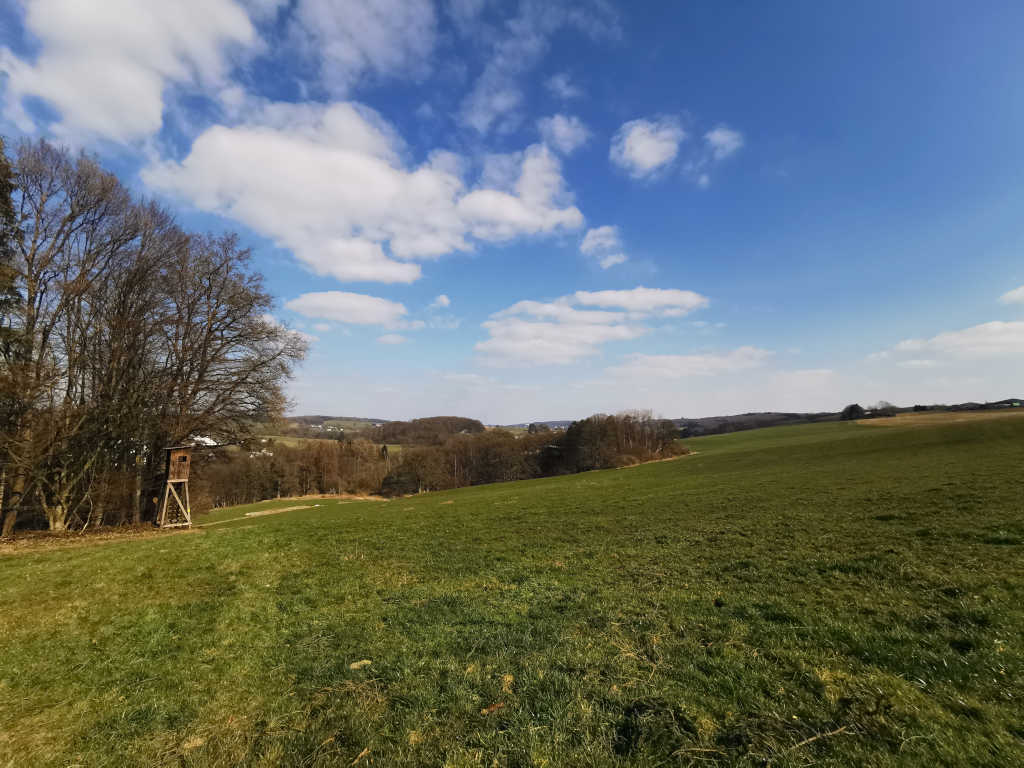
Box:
[285,291,410,328]
[704,125,744,160]
[312,322,331,332]
[477,311,645,367]
[476,286,709,366]
[545,72,582,101]
[608,347,774,379]
[684,123,745,186]
[537,114,590,154]
[377,333,408,344]
[999,285,1024,304]
[429,294,451,309]
[574,287,709,316]
[491,300,625,325]
[457,144,584,240]
[610,117,685,179]
[0,0,256,143]
[289,0,437,95]
[144,101,583,283]
[599,253,627,269]
[580,225,620,255]
[580,225,627,269]
[458,2,618,134]
[881,321,1024,362]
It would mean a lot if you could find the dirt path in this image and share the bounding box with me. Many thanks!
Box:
[199,504,317,527]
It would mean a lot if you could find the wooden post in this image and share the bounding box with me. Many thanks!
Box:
[157,446,192,528]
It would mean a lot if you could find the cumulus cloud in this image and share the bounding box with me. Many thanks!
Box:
[1000,285,1024,304]
[476,287,709,366]
[429,294,451,309]
[880,321,1024,362]
[704,125,744,160]
[610,117,685,178]
[288,0,437,95]
[537,114,590,154]
[144,101,583,283]
[478,308,645,367]
[376,333,408,344]
[607,347,774,379]
[580,225,627,269]
[580,225,620,254]
[575,287,709,315]
[285,291,411,328]
[0,0,256,143]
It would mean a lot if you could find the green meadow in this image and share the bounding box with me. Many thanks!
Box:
[1,415,1022,766]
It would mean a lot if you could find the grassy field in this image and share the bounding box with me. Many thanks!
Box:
[858,409,1024,428]
[1,416,1022,766]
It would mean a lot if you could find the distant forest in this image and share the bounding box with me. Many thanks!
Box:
[197,412,686,508]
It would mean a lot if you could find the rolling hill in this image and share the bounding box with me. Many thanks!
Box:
[2,412,1022,766]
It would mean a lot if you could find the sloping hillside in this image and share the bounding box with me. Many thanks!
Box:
[2,418,1022,766]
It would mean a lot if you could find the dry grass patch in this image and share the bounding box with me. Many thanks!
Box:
[858,409,1024,427]
[0,525,199,555]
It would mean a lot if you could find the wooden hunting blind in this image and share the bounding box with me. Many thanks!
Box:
[158,446,192,528]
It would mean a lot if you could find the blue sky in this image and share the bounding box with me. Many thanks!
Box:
[2,0,1023,422]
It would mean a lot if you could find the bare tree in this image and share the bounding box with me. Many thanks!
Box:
[0,140,306,532]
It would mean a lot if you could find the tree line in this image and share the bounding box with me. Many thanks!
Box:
[368,416,485,445]
[0,139,305,533]
[192,438,390,509]
[192,412,686,505]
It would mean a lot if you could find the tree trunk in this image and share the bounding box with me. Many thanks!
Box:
[0,467,10,537]
[132,459,143,525]
[2,466,24,537]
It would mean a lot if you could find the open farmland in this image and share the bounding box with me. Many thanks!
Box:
[857,408,1024,428]
[1,418,1022,766]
